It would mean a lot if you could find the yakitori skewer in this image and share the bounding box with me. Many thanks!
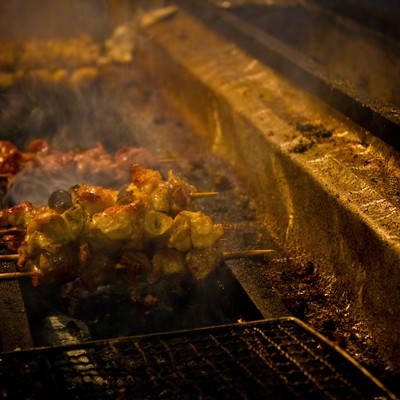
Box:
[0,249,275,281]
[0,163,262,289]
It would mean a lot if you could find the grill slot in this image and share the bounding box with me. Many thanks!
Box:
[0,318,394,399]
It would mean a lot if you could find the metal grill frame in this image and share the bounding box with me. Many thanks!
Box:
[0,317,396,399]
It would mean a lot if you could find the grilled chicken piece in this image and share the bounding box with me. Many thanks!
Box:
[71,184,118,216]
[87,201,146,253]
[128,164,197,215]
[168,210,224,251]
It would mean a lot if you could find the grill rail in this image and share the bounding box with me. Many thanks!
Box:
[0,317,396,399]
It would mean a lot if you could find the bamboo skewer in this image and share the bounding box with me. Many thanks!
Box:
[0,254,19,261]
[190,192,218,199]
[0,270,41,280]
[0,227,25,235]
[223,249,275,260]
[0,249,275,281]
[158,157,177,163]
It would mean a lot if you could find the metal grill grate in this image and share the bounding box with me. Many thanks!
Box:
[0,317,395,399]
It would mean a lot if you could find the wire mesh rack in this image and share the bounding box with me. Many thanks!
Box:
[0,317,396,399]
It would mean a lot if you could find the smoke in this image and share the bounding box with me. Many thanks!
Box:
[0,0,152,205]
[0,1,178,151]
[0,0,110,41]
[0,77,135,150]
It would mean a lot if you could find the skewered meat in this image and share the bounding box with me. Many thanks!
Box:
[0,140,161,181]
[0,36,101,89]
[0,165,224,289]
[19,35,100,70]
[0,201,38,228]
[123,164,197,215]
[0,140,166,206]
[86,201,147,253]
[71,184,118,216]
[0,6,178,68]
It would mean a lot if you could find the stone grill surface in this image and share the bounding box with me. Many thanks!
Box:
[0,317,394,399]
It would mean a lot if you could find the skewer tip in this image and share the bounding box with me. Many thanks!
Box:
[223,249,275,260]
[158,157,177,163]
[0,227,26,235]
[0,254,19,261]
[0,270,42,281]
[190,191,218,199]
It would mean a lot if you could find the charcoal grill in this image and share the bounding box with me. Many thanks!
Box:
[1,0,400,398]
[0,317,395,399]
